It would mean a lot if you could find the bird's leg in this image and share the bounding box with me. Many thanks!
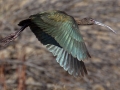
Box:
[0,25,28,49]
[0,34,14,50]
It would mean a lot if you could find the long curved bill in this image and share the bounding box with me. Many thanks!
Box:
[94,21,116,34]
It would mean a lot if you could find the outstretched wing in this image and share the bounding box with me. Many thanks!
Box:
[29,12,91,60]
[26,23,88,76]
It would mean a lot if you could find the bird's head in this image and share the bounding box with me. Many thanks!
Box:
[77,17,116,34]
[78,17,95,25]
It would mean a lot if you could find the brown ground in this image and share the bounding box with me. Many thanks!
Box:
[0,0,120,90]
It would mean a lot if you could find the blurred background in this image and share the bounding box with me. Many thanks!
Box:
[0,0,120,90]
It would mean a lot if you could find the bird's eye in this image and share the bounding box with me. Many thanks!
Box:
[90,18,95,23]
[90,19,93,21]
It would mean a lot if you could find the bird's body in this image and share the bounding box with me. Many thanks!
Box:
[18,11,90,76]
[0,10,116,77]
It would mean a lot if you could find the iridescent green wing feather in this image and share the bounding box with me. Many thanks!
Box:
[29,11,91,60]
[46,44,87,76]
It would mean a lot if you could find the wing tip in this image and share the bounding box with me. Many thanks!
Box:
[80,61,88,76]
[87,51,91,58]
[18,19,31,26]
[67,60,88,77]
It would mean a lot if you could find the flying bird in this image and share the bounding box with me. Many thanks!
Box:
[0,10,116,76]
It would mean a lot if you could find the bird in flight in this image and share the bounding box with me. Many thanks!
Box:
[0,10,116,76]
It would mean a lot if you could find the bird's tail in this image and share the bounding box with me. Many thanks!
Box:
[0,19,30,50]
[18,19,31,26]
